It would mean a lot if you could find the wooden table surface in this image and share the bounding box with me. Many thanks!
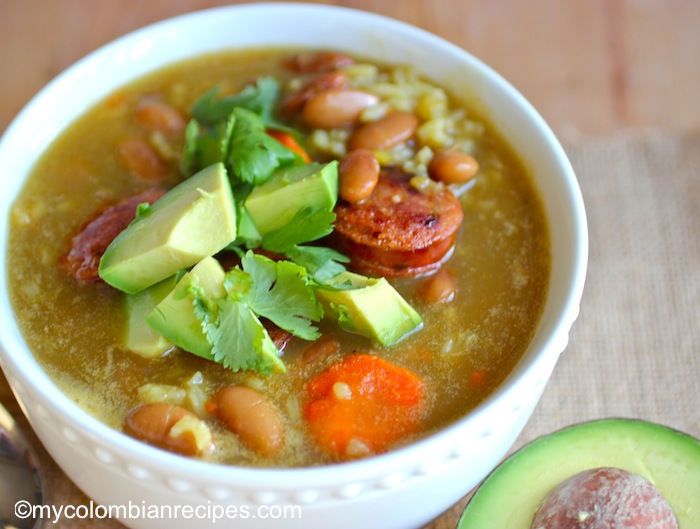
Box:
[1,1,699,528]
[3,0,700,139]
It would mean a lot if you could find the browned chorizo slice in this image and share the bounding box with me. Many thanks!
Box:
[331,170,463,276]
[61,187,166,282]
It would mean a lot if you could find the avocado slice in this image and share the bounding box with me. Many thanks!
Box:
[99,162,237,294]
[244,161,338,236]
[124,275,178,358]
[145,256,286,373]
[233,205,262,247]
[316,271,422,346]
[145,256,226,360]
[458,419,700,529]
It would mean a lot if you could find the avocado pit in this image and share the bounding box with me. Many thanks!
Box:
[531,467,678,529]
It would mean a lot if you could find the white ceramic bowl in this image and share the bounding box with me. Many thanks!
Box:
[0,4,587,529]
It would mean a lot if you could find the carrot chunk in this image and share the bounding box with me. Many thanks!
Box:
[266,129,312,163]
[304,353,426,460]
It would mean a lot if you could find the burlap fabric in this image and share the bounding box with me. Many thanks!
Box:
[2,130,698,528]
[429,129,700,527]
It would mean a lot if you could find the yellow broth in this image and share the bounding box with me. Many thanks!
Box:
[6,49,549,467]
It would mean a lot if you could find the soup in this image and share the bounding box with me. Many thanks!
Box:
[6,49,549,467]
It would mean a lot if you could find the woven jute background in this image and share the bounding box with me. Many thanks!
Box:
[430,129,700,527]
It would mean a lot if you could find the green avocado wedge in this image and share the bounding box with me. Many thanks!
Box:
[316,271,422,346]
[458,418,700,529]
[99,162,236,294]
[244,160,338,236]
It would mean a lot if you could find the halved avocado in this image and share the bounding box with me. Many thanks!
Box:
[458,419,700,529]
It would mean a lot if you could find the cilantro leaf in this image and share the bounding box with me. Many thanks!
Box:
[210,299,284,374]
[191,86,230,124]
[133,202,152,221]
[188,251,322,373]
[240,252,322,340]
[329,301,355,331]
[181,113,235,177]
[183,78,298,181]
[286,245,349,282]
[191,267,285,374]
[223,266,252,301]
[191,282,219,329]
[260,206,349,282]
[261,206,337,252]
[192,77,280,125]
[228,107,297,185]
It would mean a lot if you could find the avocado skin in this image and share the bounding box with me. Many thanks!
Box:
[457,418,700,529]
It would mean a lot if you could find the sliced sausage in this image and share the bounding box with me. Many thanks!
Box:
[330,170,463,276]
[61,187,166,282]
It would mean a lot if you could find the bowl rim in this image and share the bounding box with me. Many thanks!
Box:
[0,2,588,485]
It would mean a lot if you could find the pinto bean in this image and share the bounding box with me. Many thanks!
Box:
[283,51,355,73]
[134,101,186,134]
[281,70,349,116]
[124,402,214,457]
[117,138,167,182]
[339,149,380,203]
[428,149,479,184]
[418,268,457,303]
[302,89,379,129]
[211,386,284,457]
[348,112,419,151]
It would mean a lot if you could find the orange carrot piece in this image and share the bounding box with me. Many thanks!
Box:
[469,369,487,388]
[266,129,312,163]
[304,353,425,460]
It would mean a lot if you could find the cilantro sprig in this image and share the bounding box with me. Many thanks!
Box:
[228,108,298,185]
[192,251,323,374]
[181,77,298,183]
[169,77,356,374]
[261,207,349,282]
[191,77,280,126]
